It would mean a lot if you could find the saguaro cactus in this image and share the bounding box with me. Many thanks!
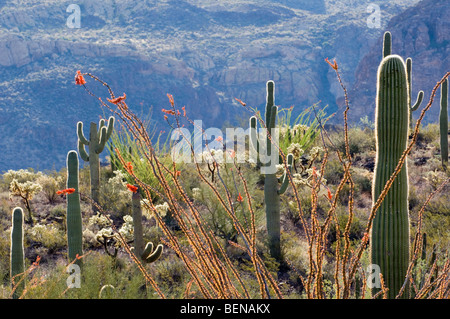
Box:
[66,150,83,266]
[132,185,163,263]
[249,80,293,261]
[371,54,410,299]
[77,116,114,210]
[10,207,25,299]
[440,78,448,169]
[406,58,424,129]
[383,31,423,130]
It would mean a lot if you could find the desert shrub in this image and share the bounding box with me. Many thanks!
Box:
[26,223,66,250]
[36,174,64,204]
[332,127,375,157]
[99,170,132,216]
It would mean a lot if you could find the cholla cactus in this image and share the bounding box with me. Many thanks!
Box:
[9,179,42,225]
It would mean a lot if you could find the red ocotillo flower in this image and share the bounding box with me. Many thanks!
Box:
[75,70,86,85]
[167,93,175,106]
[162,108,176,115]
[325,57,338,71]
[126,184,138,193]
[107,93,127,104]
[125,161,134,174]
[237,193,243,202]
[57,188,76,195]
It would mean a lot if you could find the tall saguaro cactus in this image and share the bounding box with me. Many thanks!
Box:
[10,207,25,299]
[249,80,293,261]
[66,150,83,266]
[440,78,448,170]
[371,54,410,299]
[77,116,114,210]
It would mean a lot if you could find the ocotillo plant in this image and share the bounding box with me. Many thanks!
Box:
[440,78,448,169]
[131,185,163,263]
[66,150,83,266]
[10,207,25,299]
[383,31,424,130]
[249,80,294,261]
[371,54,410,299]
[77,116,115,210]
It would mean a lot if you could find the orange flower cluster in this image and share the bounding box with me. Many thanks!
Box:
[234,98,246,107]
[125,161,134,173]
[126,184,138,193]
[75,70,86,85]
[162,108,176,115]
[107,93,127,104]
[327,188,333,201]
[33,256,41,267]
[237,193,243,202]
[167,93,175,106]
[325,57,338,71]
[56,188,76,195]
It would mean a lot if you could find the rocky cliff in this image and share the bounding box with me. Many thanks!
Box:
[347,0,450,123]
[0,0,439,171]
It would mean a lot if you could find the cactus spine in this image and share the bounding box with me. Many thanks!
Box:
[77,116,114,211]
[132,185,163,263]
[371,54,410,299]
[249,80,293,261]
[10,207,25,299]
[66,150,83,266]
[440,78,448,169]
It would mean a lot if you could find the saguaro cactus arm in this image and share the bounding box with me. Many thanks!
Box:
[278,153,294,195]
[383,31,391,58]
[141,242,164,263]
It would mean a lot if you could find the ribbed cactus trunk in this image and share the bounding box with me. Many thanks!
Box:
[10,207,25,299]
[440,78,448,170]
[66,150,83,266]
[371,55,410,299]
[264,81,282,261]
[249,81,293,261]
[132,187,144,258]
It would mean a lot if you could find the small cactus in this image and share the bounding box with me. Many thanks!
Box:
[10,207,25,299]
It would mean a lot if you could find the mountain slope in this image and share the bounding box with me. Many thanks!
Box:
[347,0,450,123]
[0,0,434,171]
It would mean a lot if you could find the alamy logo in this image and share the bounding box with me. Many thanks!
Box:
[367,4,381,29]
[170,120,280,174]
[66,4,81,29]
[366,264,381,288]
[66,264,81,288]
